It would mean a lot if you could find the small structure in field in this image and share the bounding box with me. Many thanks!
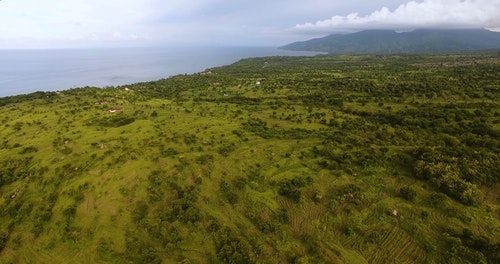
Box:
[109,107,123,113]
[200,70,213,75]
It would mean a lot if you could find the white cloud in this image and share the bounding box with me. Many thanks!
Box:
[0,0,170,47]
[294,0,500,33]
[4,0,497,48]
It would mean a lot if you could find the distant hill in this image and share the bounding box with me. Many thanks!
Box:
[281,29,500,54]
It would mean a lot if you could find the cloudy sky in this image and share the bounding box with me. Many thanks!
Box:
[1,0,499,48]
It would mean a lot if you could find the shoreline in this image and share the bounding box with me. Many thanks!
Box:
[0,46,321,98]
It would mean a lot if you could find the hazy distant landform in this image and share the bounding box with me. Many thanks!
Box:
[281,29,500,54]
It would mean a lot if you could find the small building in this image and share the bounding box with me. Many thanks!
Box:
[201,70,213,75]
[109,107,123,113]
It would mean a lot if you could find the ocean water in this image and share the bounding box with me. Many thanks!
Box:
[0,47,318,97]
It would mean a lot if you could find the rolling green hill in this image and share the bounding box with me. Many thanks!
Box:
[281,29,500,54]
[1,53,499,263]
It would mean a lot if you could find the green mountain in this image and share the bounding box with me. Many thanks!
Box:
[281,29,500,53]
[1,53,500,263]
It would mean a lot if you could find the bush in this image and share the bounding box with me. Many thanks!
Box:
[218,144,236,157]
[220,180,239,204]
[97,114,135,127]
[169,186,201,223]
[0,230,8,252]
[400,186,417,202]
[278,176,313,202]
[132,201,149,223]
[162,147,179,157]
[19,146,38,154]
[62,204,77,219]
[214,228,253,264]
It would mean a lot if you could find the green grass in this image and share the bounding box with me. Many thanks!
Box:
[1,53,499,263]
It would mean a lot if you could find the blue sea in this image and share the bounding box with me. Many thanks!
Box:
[0,47,318,97]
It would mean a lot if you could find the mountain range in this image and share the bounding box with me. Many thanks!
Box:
[281,29,500,54]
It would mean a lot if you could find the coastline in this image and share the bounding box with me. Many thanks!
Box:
[0,46,321,98]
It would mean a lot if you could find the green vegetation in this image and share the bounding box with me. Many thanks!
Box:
[0,53,499,263]
[281,29,500,54]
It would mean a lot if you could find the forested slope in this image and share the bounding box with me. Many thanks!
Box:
[281,29,500,54]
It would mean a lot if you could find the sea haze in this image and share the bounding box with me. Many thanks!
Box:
[0,47,319,97]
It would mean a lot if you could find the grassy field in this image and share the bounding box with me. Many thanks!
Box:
[0,53,499,263]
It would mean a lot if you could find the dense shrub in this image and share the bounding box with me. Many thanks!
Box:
[97,114,135,127]
[400,186,417,202]
[0,230,8,252]
[278,176,313,202]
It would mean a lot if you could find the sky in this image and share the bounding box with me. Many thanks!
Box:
[0,0,499,48]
